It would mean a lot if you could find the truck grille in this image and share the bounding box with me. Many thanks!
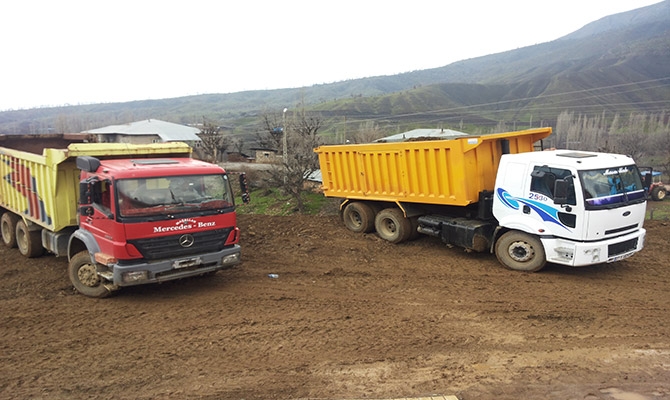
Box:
[128,228,233,261]
[608,238,638,257]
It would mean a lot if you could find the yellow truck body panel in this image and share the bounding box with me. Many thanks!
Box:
[315,128,552,207]
[0,142,192,232]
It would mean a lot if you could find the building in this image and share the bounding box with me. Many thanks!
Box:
[250,148,281,164]
[82,119,202,147]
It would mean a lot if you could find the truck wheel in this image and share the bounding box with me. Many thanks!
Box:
[1,212,19,248]
[15,220,44,258]
[68,251,111,298]
[375,208,411,244]
[651,186,666,201]
[343,202,376,233]
[495,231,546,272]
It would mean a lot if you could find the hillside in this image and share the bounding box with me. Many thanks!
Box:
[0,1,668,137]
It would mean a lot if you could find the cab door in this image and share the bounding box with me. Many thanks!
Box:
[526,165,585,240]
[493,162,584,241]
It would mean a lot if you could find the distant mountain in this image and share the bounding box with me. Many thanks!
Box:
[0,1,668,136]
[315,0,670,129]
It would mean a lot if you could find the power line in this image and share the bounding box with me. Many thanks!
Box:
[326,77,670,127]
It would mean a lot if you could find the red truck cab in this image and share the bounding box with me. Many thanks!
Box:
[71,155,243,297]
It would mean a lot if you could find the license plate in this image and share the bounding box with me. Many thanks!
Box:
[608,252,633,263]
[172,257,202,269]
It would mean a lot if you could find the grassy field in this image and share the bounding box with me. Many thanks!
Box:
[235,188,339,216]
[647,198,670,220]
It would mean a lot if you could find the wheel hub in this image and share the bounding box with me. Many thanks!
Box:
[508,241,535,262]
[77,264,100,287]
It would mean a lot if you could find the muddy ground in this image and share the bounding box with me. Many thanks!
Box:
[1,210,669,400]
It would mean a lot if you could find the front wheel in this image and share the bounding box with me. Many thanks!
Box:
[495,231,546,272]
[68,251,111,298]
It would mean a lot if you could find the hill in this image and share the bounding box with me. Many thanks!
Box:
[0,1,668,138]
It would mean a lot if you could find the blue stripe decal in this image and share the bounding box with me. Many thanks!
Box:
[496,188,570,231]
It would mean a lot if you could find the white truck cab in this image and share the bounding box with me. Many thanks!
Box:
[493,150,646,267]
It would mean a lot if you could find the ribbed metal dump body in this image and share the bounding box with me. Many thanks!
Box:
[315,128,552,207]
[0,142,192,232]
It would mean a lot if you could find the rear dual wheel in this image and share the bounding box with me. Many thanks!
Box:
[1,212,19,248]
[16,220,44,258]
[342,202,376,233]
[375,208,412,244]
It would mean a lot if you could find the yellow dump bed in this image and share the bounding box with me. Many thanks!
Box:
[0,142,192,232]
[315,128,552,207]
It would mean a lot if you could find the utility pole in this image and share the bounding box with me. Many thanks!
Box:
[282,108,288,184]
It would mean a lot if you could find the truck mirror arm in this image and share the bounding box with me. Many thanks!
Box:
[79,204,113,219]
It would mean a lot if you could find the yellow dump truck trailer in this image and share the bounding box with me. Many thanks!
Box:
[0,140,245,297]
[316,128,551,207]
[315,127,647,272]
[0,142,193,233]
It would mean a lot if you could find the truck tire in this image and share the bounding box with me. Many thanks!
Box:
[495,231,546,272]
[651,186,666,201]
[1,212,19,248]
[68,251,111,298]
[375,208,412,244]
[15,220,44,258]
[343,202,376,233]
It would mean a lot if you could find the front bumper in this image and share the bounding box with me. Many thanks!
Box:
[107,244,241,287]
[542,228,646,267]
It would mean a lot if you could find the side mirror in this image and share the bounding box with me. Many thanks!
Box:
[76,156,101,173]
[553,180,569,205]
[79,181,92,205]
[239,173,250,204]
[78,177,100,205]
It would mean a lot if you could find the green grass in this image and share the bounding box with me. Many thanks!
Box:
[647,199,670,220]
[235,187,337,216]
[237,186,670,220]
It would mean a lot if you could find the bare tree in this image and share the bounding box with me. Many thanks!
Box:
[198,120,229,163]
[259,108,323,212]
[350,120,385,143]
[257,114,285,150]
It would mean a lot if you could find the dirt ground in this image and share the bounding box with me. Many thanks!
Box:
[1,210,669,400]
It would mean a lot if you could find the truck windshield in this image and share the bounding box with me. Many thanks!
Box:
[579,165,646,209]
[116,174,234,217]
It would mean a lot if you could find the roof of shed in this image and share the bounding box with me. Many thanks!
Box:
[83,119,201,142]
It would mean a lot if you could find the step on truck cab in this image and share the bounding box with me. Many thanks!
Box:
[0,141,247,297]
[315,127,646,272]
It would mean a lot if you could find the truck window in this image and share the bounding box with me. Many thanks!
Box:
[116,174,234,217]
[579,166,645,209]
[98,180,112,211]
[530,166,576,205]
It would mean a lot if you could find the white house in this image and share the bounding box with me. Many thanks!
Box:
[82,119,202,147]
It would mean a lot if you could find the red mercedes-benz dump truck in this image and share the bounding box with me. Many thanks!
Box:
[0,139,247,297]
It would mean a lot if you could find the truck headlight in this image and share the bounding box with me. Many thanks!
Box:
[222,253,240,265]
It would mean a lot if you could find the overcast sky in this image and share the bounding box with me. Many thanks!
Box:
[0,0,662,111]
